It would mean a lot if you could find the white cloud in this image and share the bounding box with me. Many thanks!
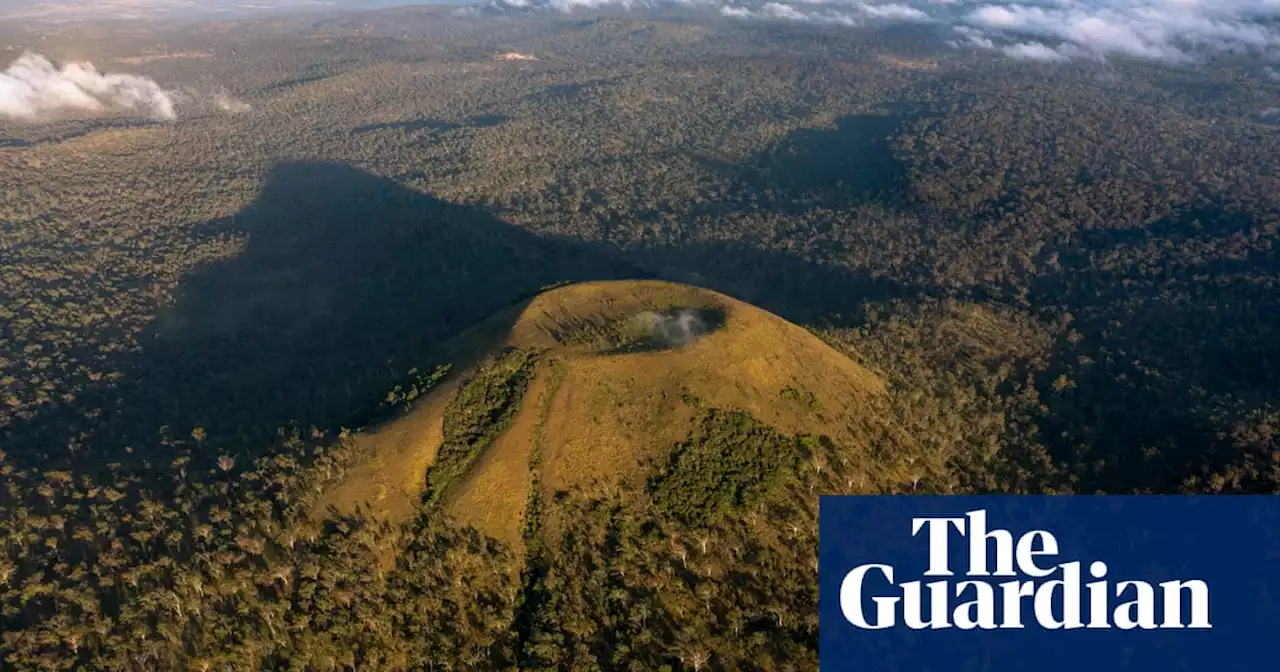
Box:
[963,4,1191,61]
[1003,41,1069,61]
[861,2,927,20]
[214,92,252,114]
[716,0,931,25]
[0,52,176,122]
[952,24,997,48]
[476,0,1280,66]
[957,0,1280,63]
[763,1,810,20]
[718,2,853,24]
[715,0,1280,64]
[0,0,343,21]
[967,5,1017,27]
[484,0,666,10]
[487,0,928,24]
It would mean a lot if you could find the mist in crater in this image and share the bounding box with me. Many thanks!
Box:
[634,308,715,348]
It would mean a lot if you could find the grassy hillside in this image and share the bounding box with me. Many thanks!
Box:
[294,279,901,669]
[315,280,888,544]
[4,10,1277,668]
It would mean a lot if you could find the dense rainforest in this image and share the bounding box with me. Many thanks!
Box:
[1,6,1278,670]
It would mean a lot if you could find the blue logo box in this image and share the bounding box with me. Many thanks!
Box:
[819,496,1280,671]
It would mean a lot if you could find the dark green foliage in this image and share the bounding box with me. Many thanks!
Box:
[2,8,1279,670]
[381,364,452,413]
[780,386,820,412]
[0,420,520,672]
[424,349,538,507]
[650,410,803,528]
[516,486,822,671]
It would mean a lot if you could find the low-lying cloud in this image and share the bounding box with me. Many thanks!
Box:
[718,1,925,26]
[0,52,177,122]
[954,1,1280,63]
[0,0,348,21]
[482,0,670,11]
[213,92,253,114]
[483,0,1280,66]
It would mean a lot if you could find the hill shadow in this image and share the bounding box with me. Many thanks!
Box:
[354,119,461,134]
[1,162,637,472]
[131,162,638,442]
[698,107,921,214]
[1028,204,1280,492]
[262,72,337,92]
[621,241,908,325]
[353,114,506,136]
[1,161,907,474]
[758,113,909,203]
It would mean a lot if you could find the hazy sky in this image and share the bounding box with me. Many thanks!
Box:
[4,0,1280,70]
[0,0,464,21]
[484,0,1280,66]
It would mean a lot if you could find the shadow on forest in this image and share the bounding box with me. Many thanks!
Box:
[262,73,334,92]
[701,108,918,213]
[132,162,630,444]
[2,163,633,472]
[0,118,164,148]
[354,119,461,134]
[1029,204,1280,492]
[353,114,506,135]
[756,113,909,203]
[523,78,624,107]
[1035,204,1278,397]
[2,161,904,473]
[623,242,907,325]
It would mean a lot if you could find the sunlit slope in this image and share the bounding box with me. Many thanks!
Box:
[315,280,887,545]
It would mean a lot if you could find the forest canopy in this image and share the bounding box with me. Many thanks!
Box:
[1,5,1278,670]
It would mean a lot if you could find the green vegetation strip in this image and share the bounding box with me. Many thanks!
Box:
[513,358,565,668]
[422,349,539,508]
[649,409,815,528]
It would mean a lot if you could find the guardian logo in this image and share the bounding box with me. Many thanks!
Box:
[840,510,1211,631]
[819,496,1280,672]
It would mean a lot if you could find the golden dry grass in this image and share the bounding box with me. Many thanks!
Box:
[525,281,884,498]
[312,378,456,523]
[876,55,940,70]
[311,280,886,541]
[443,367,550,549]
[54,127,171,153]
[115,51,213,64]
